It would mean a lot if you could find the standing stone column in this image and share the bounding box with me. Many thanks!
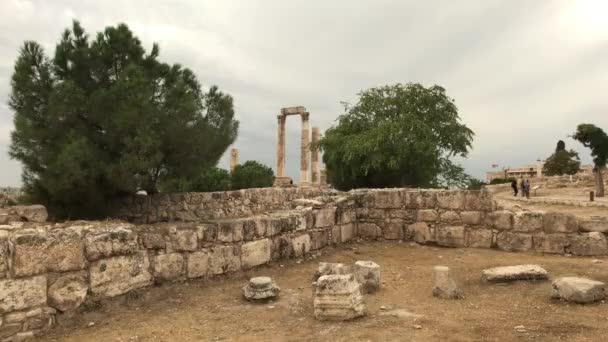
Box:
[311,127,320,185]
[299,112,310,186]
[229,148,239,173]
[276,115,286,178]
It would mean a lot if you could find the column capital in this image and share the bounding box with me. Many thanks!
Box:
[301,112,310,121]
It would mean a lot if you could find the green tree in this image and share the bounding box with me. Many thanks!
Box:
[467,178,487,190]
[159,167,231,192]
[316,83,474,190]
[230,161,274,190]
[9,21,238,218]
[543,140,581,176]
[573,124,608,197]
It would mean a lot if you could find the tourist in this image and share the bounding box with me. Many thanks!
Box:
[511,179,518,196]
[525,179,531,199]
[520,178,526,197]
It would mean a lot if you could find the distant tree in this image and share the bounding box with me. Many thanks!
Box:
[230,161,274,190]
[573,124,608,197]
[316,83,474,190]
[159,167,231,193]
[489,178,515,185]
[467,178,487,190]
[8,21,238,218]
[543,140,581,176]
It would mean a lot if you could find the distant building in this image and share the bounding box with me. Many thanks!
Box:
[485,162,593,182]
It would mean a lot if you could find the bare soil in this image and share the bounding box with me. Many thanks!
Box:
[40,242,608,342]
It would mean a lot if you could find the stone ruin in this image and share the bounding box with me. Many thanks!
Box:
[313,274,366,321]
[242,276,280,301]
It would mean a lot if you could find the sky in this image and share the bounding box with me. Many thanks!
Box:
[1,0,607,187]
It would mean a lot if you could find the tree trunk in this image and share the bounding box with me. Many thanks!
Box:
[595,166,605,197]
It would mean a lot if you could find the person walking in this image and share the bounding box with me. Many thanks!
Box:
[511,179,518,196]
[525,179,531,199]
[520,178,526,197]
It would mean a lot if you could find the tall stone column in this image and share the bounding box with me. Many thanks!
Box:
[311,127,320,185]
[229,148,239,173]
[299,112,310,186]
[276,115,286,177]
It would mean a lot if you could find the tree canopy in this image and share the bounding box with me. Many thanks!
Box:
[230,161,274,190]
[316,83,474,190]
[9,21,238,218]
[159,167,231,193]
[543,140,581,176]
[573,124,608,197]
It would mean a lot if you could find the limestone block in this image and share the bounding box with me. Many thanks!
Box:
[358,223,382,239]
[372,191,403,209]
[0,240,8,276]
[460,211,482,225]
[533,234,569,254]
[339,210,356,224]
[315,207,337,228]
[432,266,463,299]
[313,262,350,281]
[496,231,532,252]
[218,221,243,243]
[406,222,434,244]
[436,191,465,210]
[0,275,46,313]
[513,211,543,233]
[578,219,608,233]
[242,220,256,240]
[313,274,367,321]
[253,219,268,238]
[242,277,280,301]
[353,260,380,293]
[139,227,165,250]
[208,245,241,275]
[89,252,152,297]
[543,212,578,234]
[481,265,548,282]
[551,277,606,304]
[48,272,88,312]
[417,209,438,222]
[13,205,48,223]
[568,232,608,256]
[436,226,465,247]
[165,225,198,252]
[367,209,386,219]
[152,253,185,281]
[241,239,271,269]
[405,191,436,209]
[340,224,355,243]
[199,223,218,242]
[466,229,493,249]
[271,236,293,260]
[383,221,403,240]
[0,324,22,339]
[485,210,513,230]
[187,251,209,278]
[84,225,138,261]
[292,234,312,257]
[310,230,329,250]
[439,211,461,224]
[464,191,482,211]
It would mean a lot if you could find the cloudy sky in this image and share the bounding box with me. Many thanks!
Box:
[1,0,607,187]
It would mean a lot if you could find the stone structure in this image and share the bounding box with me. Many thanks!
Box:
[242,277,280,301]
[229,148,239,173]
[0,205,48,225]
[319,170,328,188]
[313,274,366,321]
[313,262,349,281]
[551,277,606,304]
[481,265,548,283]
[274,106,316,187]
[311,127,320,185]
[432,266,463,299]
[353,260,380,294]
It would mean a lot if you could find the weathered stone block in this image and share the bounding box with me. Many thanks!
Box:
[313,262,350,281]
[383,221,403,240]
[464,191,482,211]
[432,266,463,299]
[84,225,138,261]
[439,211,461,224]
[533,233,569,254]
[405,191,436,209]
[513,211,543,233]
[271,235,293,260]
[417,209,438,222]
[48,272,88,312]
[339,210,356,224]
[406,222,434,244]
[568,232,608,256]
[218,221,243,243]
[358,223,382,239]
[13,205,48,223]
[292,234,312,257]
[482,265,548,282]
[466,229,493,248]
[461,211,482,225]
[187,251,209,278]
[496,232,532,252]
[0,275,46,313]
[315,207,337,228]
[313,274,366,321]
[139,228,165,250]
[436,191,465,210]
[551,277,605,304]
[543,212,578,234]
[0,240,8,276]
[372,191,403,209]
[152,253,185,281]
[436,226,465,247]
[578,219,608,233]
[241,239,271,269]
[340,224,355,243]
[89,252,152,297]
[331,226,341,245]
[310,230,329,250]
[485,210,513,230]
[388,209,416,220]
[353,260,380,293]
[208,245,241,275]
[165,225,198,252]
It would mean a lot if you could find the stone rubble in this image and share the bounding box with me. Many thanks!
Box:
[313,274,367,321]
[353,260,380,293]
[312,262,350,281]
[432,266,463,299]
[481,265,548,282]
[551,277,606,304]
[242,277,281,301]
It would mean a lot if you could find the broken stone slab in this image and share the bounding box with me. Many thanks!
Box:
[432,266,463,299]
[551,277,606,304]
[313,262,350,281]
[313,274,366,321]
[13,205,48,223]
[481,264,548,283]
[242,277,280,301]
[353,260,380,293]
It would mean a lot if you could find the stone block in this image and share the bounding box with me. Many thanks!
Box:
[313,274,366,321]
[513,211,543,233]
[383,221,403,240]
[353,260,380,293]
[89,252,152,298]
[0,275,46,313]
[84,225,138,261]
[461,211,482,225]
[496,231,532,252]
[439,211,461,224]
[208,245,241,275]
[165,225,198,252]
[152,253,185,281]
[13,205,48,223]
[315,207,337,228]
[578,219,608,233]
[404,191,436,209]
[551,277,605,304]
[568,232,608,256]
[48,272,88,312]
[0,240,7,276]
[388,209,416,220]
[485,210,513,230]
[292,234,312,257]
[241,239,271,269]
[533,234,569,254]
[339,210,356,224]
[464,191,482,211]
[543,212,578,234]
[466,229,493,249]
[417,209,438,222]
[432,266,463,299]
[358,223,381,239]
[139,227,165,250]
[372,191,402,209]
[271,236,293,260]
[406,222,434,244]
[310,230,329,250]
[187,251,209,278]
[313,262,350,281]
[0,324,23,339]
[436,191,465,210]
[242,276,280,301]
[340,224,355,243]
[481,265,548,282]
[436,226,465,247]
[218,221,243,243]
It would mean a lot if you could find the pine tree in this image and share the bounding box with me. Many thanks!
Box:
[543,140,581,176]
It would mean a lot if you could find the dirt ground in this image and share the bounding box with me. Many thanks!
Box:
[40,242,608,342]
